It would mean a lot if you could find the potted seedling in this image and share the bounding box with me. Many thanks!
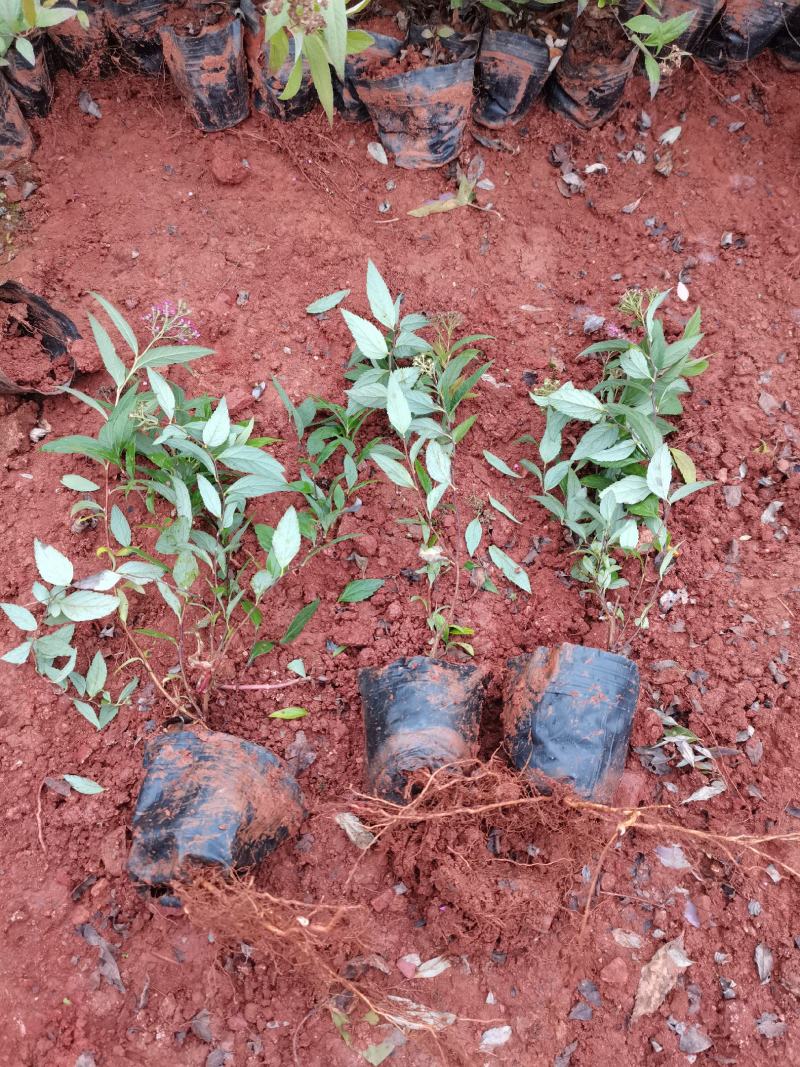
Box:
[489,287,711,798]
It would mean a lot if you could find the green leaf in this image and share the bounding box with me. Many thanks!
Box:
[386,370,412,436]
[248,639,275,665]
[346,28,374,52]
[670,447,696,484]
[197,474,222,519]
[15,35,35,65]
[607,475,651,505]
[59,590,119,622]
[219,444,286,480]
[453,413,477,444]
[135,627,177,644]
[173,550,199,590]
[338,578,385,603]
[146,368,175,421]
[483,450,521,478]
[137,345,213,370]
[279,50,304,99]
[571,423,619,463]
[63,774,104,795]
[543,460,571,491]
[2,640,32,664]
[669,480,714,504]
[306,289,350,314]
[488,545,530,593]
[465,517,481,556]
[304,34,334,123]
[0,602,37,631]
[280,599,320,644]
[87,312,127,390]
[110,505,132,547]
[267,25,290,71]
[366,260,396,329]
[341,309,388,362]
[643,49,661,97]
[272,506,301,570]
[646,444,672,500]
[362,1040,397,1066]
[91,292,139,355]
[269,706,308,720]
[34,539,73,586]
[85,650,107,698]
[370,451,414,489]
[543,382,604,422]
[73,698,100,728]
[426,439,451,485]
[489,495,521,524]
[287,657,306,677]
[41,435,113,463]
[203,397,231,449]
[61,474,100,492]
[618,347,652,379]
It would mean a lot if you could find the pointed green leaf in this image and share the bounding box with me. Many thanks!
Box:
[488,545,530,593]
[269,706,308,720]
[63,774,104,795]
[465,517,482,556]
[110,505,132,547]
[203,397,231,449]
[91,293,139,355]
[34,539,73,586]
[365,260,396,329]
[87,312,127,389]
[280,598,320,644]
[0,602,37,631]
[306,289,350,314]
[338,579,385,603]
[483,450,521,478]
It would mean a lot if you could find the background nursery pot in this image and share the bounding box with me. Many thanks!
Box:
[503,644,640,802]
[473,27,554,128]
[360,656,487,802]
[771,2,800,67]
[0,281,79,395]
[548,8,637,128]
[104,0,168,74]
[659,0,726,51]
[700,0,800,66]
[241,0,315,122]
[47,0,106,73]
[3,32,53,118]
[0,73,34,165]
[335,30,403,122]
[161,17,249,132]
[127,729,304,889]
[355,32,477,168]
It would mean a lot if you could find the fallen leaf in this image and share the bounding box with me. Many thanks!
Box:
[77,924,125,994]
[756,1012,787,1038]
[659,125,682,145]
[384,996,456,1032]
[335,812,376,851]
[631,936,692,1023]
[78,90,102,118]
[622,197,642,214]
[655,844,691,870]
[554,1041,578,1067]
[479,1025,512,1051]
[367,142,388,165]
[756,942,774,983]
[612,929,643,949]
[683,780,726,804]
[415,955,452,979]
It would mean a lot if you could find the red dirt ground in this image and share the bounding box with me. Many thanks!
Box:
[0,49,799,1067]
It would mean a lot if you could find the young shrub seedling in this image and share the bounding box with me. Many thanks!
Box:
[493,288,711,648]
[0,0,87,66]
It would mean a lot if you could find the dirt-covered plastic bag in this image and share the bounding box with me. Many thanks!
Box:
[334,30,403,122]
[0,281,79,395]
[128,728,305,888]
[104,0,167,74]
[503,644,639,801]
[473,28,553,128]
[771,2,800,67]
[161,17,249,132]
[0,73,34,165]
[2,32,53,118]
[700,0,796,66]
[360,656,487,801]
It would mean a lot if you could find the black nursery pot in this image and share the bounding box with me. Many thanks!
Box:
[240,0,316,121]
[335,31,403,122]
[0,73,34,165]
[474,28,552,128]
[3,34,53,118]
[771,2,800,67]
[360,656,487,802]
[548,11,636,129]
[658,0,726,52]
[0,280,80,395]
[128,729,305,889]
[503,644,640,802]
[47,0,105,73]
[104,0,168,74]
[161,18,249,132]
[700,0,793,66]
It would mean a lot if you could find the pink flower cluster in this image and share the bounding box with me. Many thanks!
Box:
[142,298,200,345]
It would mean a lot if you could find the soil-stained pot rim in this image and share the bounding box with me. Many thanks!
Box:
[0,281,79,396]
[359,654,488,801]
[2,30,54,119]
[354,55,476,169]
[335,30,404,121]
[160,17,250,133]
[0,70,35,166]
[473,26,553,128]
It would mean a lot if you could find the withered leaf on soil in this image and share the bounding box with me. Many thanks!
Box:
[621,197,642,214]
[756,1012,787,1038]
[631,936,692,1023]
[682,779,726,804]
[756,942,774,983]
[77,924,125,993]
[655,844,691,870]
[335,812,376,850]
[384,996,456,1032]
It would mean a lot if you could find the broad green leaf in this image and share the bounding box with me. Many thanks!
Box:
[137,345,213,370]
[304,34,334,122]
[41,435,114,463]
[0,602,37,631]
[202,397,231,450]
[219,445,286,479]
[544,460,571,491]
[346,28,374,52]
[280,598,320,644]
[386,370,412,436]
[488,545,530,593]
[669,480,714,504]
[91,292,139,355]
[646,444,672,500]
[489,495,521,524]
[2,640,32,664]
[341,309,388,362]
[63,774,104,795]
[110,505,132,547]
[15,35,35,64]
[34,539,73,586]
[269,706,308,720]
[87,312,127,389]
[278,49,304,99]
[618,347,652,379]
[542,382,604,422]
[483,450,521,478]
[85,650,107,698]
[73,699,101,728]
[606,475,651,505]
[247,639,275,665]
[272,506,301,570]
[173,551,199,590]
[197,474,222,518]
[61,474,100,492]
[59,590,119,622]
[465,517,482,556]
[365,260,396,329]
[306,289,350,314]
[287,658,306,677]
[338,578,385,603]
[146,368,175,420]
[670,447,696,485]
[426,439,451,485]
[571,423,619,463]
[370,451,414,489]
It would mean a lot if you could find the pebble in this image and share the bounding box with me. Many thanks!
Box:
[599,957,628,986]
[583,314,605,335]
[723,485,742,507]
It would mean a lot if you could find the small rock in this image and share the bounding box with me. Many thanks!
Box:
[723,485,742,507]
[583,314,605,335]
[599,957,628,986]
[479,1025,512,1052]
[577,979,602,1006]
[679,1024,713,1054]
[728,121,745,133]
[569,1001,593,1021]
[756,1013,787,1039]
[191,1009,213,1044]
[720,977,737,999]
[745,737,763,766]
[555,1040,578,1067]
[758,392,780,416]
[378,200,391,213]
[21,181,38,200]
[236,290,250,307]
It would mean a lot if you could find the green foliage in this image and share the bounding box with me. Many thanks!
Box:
[497,288,711,644]
[264,0,373,123]
[0,0,87,65]
[624,6,695,97]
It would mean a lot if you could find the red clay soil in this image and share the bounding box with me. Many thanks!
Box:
[1,51,799,1067]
